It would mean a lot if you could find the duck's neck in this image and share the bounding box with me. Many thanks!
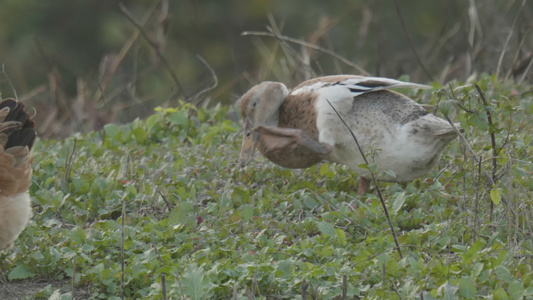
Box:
[262,113,280,127]
[256,101,284,127]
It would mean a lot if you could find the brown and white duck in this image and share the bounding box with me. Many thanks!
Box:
[0,99,36,250]
[239,75,459,195]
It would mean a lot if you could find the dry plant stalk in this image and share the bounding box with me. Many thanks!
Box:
[326,99,403,259]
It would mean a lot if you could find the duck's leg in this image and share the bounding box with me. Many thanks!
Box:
[255,126,332,155]
[357,176,371,195]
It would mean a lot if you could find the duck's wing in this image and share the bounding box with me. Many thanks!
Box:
[291,75,430,97]
[0,99,36,196]
[333,76,430,96]
[0,99,36,250]
[255,126,332,155]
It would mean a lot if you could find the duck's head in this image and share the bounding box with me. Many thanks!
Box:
[239,81,289,167]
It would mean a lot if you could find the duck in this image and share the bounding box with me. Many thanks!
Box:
[0,98,36,250]
[239,75,459,195]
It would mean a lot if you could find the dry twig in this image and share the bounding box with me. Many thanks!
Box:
[94,1,160,103]
[326,99,403,259]
[392,0,434,81]
[242,31,370,76]
[119,2,188,100]
[496,0,527,78]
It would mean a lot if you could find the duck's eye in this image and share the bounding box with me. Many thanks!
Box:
[252,101,257,108]
[246,132,251,137]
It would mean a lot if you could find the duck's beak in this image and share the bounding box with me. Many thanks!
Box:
[239,118,257,168]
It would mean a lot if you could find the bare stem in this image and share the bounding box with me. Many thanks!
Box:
[119,3,188,99]
[496,0,527,78]
[242,30,370,76]
[326,99,403,259]
[475,84,498,221]
[392,0,435,81]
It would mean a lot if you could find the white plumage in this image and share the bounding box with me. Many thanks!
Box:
[0,99,36,250]
[239,75,459,194]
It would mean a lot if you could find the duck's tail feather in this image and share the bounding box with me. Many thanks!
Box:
[434,123,463,136]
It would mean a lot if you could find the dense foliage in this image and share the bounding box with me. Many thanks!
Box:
[0,1,530,138]
[1,74,532,299]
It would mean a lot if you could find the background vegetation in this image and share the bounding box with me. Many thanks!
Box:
[0,0,531,137]
[0,0,532,299]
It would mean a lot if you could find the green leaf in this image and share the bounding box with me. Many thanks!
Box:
[462,240,483,264]
[70,226,86,244]
[317,222,336,237]
[459,276,476,298]
[495,265,513,284]
[493,287,509,299]
[471,113,489,131]
[472,262,484,277]
[303,197,318,209]
[392,191,406,214]
[182,264,214,300]
[241,204,254,221]
[319,163,330,176]
[336,228,347,246]
[490,188,501,206]
[132,127,147,144]
[437,281,458,299]
[509,281,525,300]
[104,123,121,138]
[168,111,188,127]
[145,113,161,133]
[8,265,35,280]
[168,206,186,225]
[524,286,533,296]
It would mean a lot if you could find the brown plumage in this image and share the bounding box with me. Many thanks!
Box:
[0,98,36,250]
[239,75,459,195]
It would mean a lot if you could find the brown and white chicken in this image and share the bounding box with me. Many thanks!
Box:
[0,98,36,250]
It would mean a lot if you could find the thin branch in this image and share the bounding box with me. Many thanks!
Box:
[119,3,188,99]
[158,190,173,212]
[475,84,498,220]
[71,259,76,299]
[518,54,533,84]
[190,55,219,106]
[326,99,403,259]
[181,55,219,142]
[301,279,308,300]
[94,0,160,103]
[496,0,527,78]
[474,155,483,240]
[151,242,167,300]
[342,275,347,300]
[0,268,17,298]
[307,189,369,231]
[443,115,493,185]
[392,0,435,81]
[121,195,126,300]
[1,65,18,99]
[242,31,370,76]
[63,138,77,183]
[475,84,498,171]
[504,24,533,81]
[443,114,511,208]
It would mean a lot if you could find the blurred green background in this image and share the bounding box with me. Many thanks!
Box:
[0,0,531,137]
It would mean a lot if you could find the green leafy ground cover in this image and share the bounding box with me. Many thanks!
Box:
[2,75,533,299]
